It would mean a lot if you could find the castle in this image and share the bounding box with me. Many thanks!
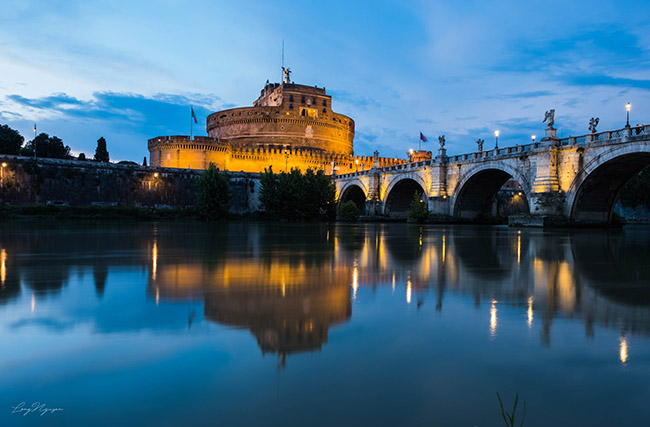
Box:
[148,69,409,174]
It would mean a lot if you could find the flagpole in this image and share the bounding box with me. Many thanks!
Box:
[190,106,193,140]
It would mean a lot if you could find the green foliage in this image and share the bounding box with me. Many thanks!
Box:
[618,168,650,209]
[78,153,86,161]
[20,133,71,159]
[496,392,526,427]
[0,124,24,155]
[259,166,336,221]
[143,156,147,166]
[338,200,359,221]
[196,163,231,220]
[407,191,429,223]
[94,137,110,162]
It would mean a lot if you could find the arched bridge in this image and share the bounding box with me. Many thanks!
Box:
[334,124,650,225]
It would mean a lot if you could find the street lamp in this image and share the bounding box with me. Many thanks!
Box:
[283,149,289,172]
[531,135,536,143]
[1,162,6,182]
[355,158,359,173]
[408,148,414,162]
[153,172,159,178]
[494,130,500,149]
[626,102,631,127]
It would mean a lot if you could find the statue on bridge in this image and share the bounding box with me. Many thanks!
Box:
[476,138,484,152]
[543,109,555,129]
[438,135,446,148]
[589,117,599,133]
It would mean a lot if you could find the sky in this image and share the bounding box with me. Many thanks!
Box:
[1,0,650,161]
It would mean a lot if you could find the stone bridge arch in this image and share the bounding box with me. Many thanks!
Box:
[566,142,650,224]
[452,163,531,220]
[337,179,369,212]
[382,173,429,217]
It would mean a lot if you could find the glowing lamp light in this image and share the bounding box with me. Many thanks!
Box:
[626,102,631,112]
[1,162,6,168]
[153,172,159,178]
[531,135,536,142]
[494,130,500,137]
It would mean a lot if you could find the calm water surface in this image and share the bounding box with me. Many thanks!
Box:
[1,221,649,426]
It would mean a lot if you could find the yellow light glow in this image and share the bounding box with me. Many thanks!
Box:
[409,148,414,154]
[355,159,359,165]
[494,130,500,137]
[527,296,533,328]
[517,231,521,265]
[392,271,396,293]
[0,249,6,285]
[1,162,6,168]
[626,102,631,112]
[442,235,446,264]
[352,266,358,300]
[531,135,536,141]
[155,286,160,306]
[406,279,412,304]
[153,172,159,178]
[152,241,158,280]
[490,299,497,337]
[620,335,628,365]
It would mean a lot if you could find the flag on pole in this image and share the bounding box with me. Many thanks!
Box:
[419,132,427,142]
[191,107,198,124]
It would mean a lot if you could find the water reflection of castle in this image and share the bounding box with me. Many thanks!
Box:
[2,222,650,366]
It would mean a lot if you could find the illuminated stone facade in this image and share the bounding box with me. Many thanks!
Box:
[148,78,404,174]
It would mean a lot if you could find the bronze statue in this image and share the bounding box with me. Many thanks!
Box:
[282,67,291,83]
[438,135,445,148]
[543,109,555,129]
[476,138,484,152]
[589,117,599,133]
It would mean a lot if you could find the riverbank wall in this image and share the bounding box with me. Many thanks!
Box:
[0,155,261,213]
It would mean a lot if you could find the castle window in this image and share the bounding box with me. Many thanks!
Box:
[289,103,293,109]
[312,97,316,104]
[289,95,294,102]
[301,96,305,103]
[323,100,327,106]
[322,108,326,113]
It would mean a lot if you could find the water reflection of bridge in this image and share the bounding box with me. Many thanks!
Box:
[1,222,649,364]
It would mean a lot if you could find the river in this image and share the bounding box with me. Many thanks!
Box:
[0,221,649,426]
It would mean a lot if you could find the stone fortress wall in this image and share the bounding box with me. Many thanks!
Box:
[149,74,408,175]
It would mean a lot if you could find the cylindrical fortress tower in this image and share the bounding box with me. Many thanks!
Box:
[207,82,355,155]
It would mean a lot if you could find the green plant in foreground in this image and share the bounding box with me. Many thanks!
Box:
[338,200,359,221]
[496,392,526,427]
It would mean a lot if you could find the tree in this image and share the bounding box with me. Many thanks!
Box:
[143,156,147,167]
[259,167,336,220]
[20,133,71,159]
[407,191,429,223]
[94,137,109,162]
[0,124,24,155]
[78,153,86,161]
[338,200,359,221]
[196,163,231,220]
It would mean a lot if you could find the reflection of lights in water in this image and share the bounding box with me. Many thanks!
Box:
[527,296,533,328]
[282,278,286,298]
[0,249,6,285]
[490,299,497,337]
[352,266,358,300]
[406,280,412,304]
[392,272,396,294]
[326,230,329,242]
[31,293,35,313]
[152,241,158,281]
[419,228,422,248]
[442,235,446,264]
[517,231,521,265]
[155,286,160,306]
[620,335,628,365]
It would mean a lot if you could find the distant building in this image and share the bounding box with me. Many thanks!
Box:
[148,71,404,174]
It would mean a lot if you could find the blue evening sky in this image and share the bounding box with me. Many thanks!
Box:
[1,0,649,161]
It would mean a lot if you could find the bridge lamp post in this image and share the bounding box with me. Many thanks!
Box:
[1,162,6,183]
[626,102,631,128]
[494,130,500,149]
[283,149,289,172]
[531,135,536,143]
[355,158,359,173]
[408,148,414,162]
